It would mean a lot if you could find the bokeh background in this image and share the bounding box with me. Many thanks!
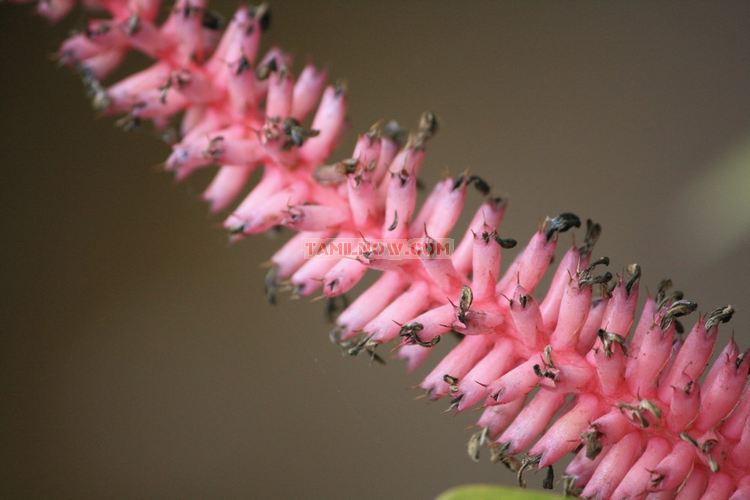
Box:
[3,1,750,498]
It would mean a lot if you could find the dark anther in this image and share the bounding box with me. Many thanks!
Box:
[235,55,251,76]
[467,427,489,462]
[452,175,467,191]
[579,257,612,288]
[563,475,582,497]
[125,14,141,35]
[228,223,246,236]
[264,266,278,305]
[582,427,603,459]
[705,305,735,331]
[399,322,440,347]
[158,77,172,104]
[680,432,699,448]
[494,235,517,249]
[650,472,665,489]
[457,286,473,323]
[114,112,141,132]
[660,299,698,330]
[205,135,224,160]
[382,120,406,145]
[655,279,682,308]
[736,351,746,370]
[597,329,628,357]
[517,454,541,488]
[248,3,271,32]
[281,117,319,149]
[77,64,111,111]
[467,175,491,196]
[519,294,530,308]
[388,211,398,231]
[325,295,349,323]
[255,57,277,80]
[543,466,555,490]
[443,374,460,394]
[333,80,347,97]
[201,9,224,30]
[625,263,641,296]
[408,111,438,150]
[578,219,601,256]
[542,212,581,242]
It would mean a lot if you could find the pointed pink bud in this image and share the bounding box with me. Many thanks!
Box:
[575,298,608,354]
[485,357,540,405]
[701,472,734,500]
[299,86,347,164]
[539,246,582,331]
[452,199,506,275]
[322,258,368,297]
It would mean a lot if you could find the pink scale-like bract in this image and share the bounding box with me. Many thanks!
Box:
[14,1,750,498]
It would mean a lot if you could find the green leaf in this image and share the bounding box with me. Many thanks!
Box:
[437,484,564,500]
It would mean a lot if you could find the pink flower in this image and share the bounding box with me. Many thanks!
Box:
[14,1,750,497]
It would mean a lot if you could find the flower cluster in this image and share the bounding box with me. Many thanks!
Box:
[13,0,750,497]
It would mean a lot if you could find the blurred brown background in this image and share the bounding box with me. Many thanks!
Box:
[2,1,750,498]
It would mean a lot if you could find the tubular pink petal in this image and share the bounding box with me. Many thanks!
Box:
[612,436,671,499]
[366,282,431,343]
[477,397,526,439]
[397,343,432,372]
[700,472,734,500]
[549,280,592,351]
[497,230,556,296]
[581,431,642,500]
[271,231,326,280]
[203,165,255,213]
[674,468,708,500]
[575,298,608,354]
[539,246,581,331]
[667,374,701,433]
[456,337,517,411]
[299,86,347,164]
[421,335,492,399]
[507,285,545,350]
[322,258,368,297]
[531,394,603,468]
[291,65,326,121]
[650,441,696,492]
[452,198,506,275]
[335,272,404,337]
[721,384,750,440]
[693,339,749,432]
[565,444,610,491]
[498,389,565,453]
[471,226,501,301]
[485,357,540,405]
